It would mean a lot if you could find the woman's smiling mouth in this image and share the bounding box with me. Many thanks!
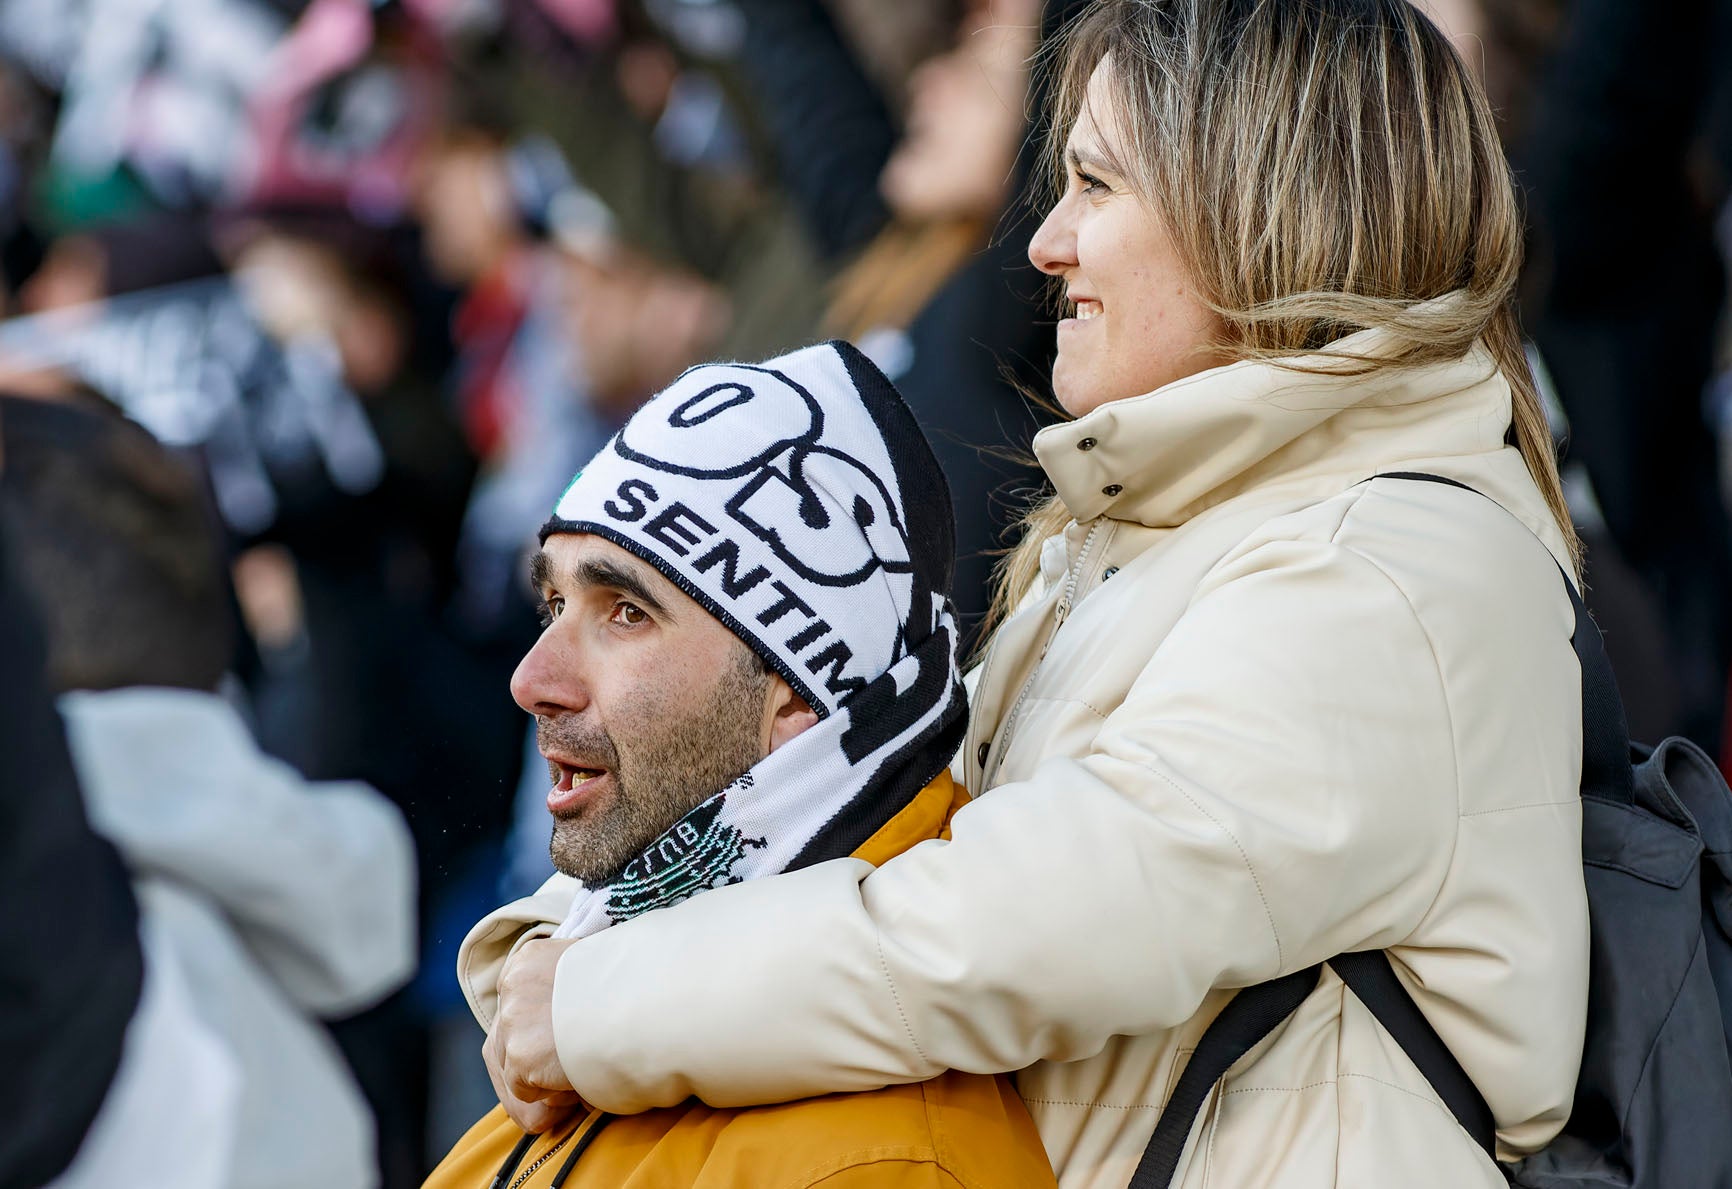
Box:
[1060,297,1103,336]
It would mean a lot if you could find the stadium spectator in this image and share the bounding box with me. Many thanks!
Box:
[0,395,417,1189]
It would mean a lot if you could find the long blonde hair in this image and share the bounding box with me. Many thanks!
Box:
[987,0,1579,634]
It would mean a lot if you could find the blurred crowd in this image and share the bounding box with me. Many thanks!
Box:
[0,0,1729,1185]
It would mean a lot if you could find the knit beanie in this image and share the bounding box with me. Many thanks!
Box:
[542,338,955,723]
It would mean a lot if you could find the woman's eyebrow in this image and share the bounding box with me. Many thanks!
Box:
[1066,144,1113,174]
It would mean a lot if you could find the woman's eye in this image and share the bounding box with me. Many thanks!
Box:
[1075,169,1106,195]
[612,602,648,626]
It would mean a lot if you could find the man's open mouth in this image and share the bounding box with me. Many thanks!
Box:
[549,758,608,792]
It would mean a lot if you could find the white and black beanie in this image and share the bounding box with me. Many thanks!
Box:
[540,340,967,908]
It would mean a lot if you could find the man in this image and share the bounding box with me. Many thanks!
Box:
[2,496,240,1189]
[428,341,1056,1187]
[0,395,417,1189]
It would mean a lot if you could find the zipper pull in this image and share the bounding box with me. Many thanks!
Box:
[1034,599,1070,666]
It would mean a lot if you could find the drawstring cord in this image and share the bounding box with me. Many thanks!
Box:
[550,1115,615,1187]
[487,1114,616,1189]
[488,1133,536,1189]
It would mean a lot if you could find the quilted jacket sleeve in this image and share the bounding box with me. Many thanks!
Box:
[540,537,1469,1112]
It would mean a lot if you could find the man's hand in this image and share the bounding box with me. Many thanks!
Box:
[488,937,582,1131]
[483,1025,581,1132]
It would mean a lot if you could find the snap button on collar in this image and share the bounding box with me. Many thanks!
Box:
[976,742,990,766]
[1102,483,1123,497]
[1077,437,1098,451]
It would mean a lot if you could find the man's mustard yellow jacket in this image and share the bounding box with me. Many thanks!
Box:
[424,772,1057,1189]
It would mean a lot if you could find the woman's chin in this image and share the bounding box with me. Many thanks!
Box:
[1051,361,1110,418]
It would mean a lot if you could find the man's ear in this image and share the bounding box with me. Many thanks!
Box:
[764,674,820,754]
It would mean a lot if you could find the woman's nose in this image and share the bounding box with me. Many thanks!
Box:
[1027,197,1076,277]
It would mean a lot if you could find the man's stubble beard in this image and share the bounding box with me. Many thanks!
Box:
[545,644,772,885]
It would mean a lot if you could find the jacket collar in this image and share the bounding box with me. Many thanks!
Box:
[1035,327,1514,529]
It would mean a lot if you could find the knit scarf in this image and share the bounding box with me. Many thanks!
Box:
[543,340,967,939]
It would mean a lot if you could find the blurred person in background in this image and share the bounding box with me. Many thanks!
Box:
[411,118,638,633]
[0,393,418,1189]
[448,0,823,365]
[1424,0,1732,758]
[1,496,242,1189]
[1518,0,1732,760]
[0,409,209,1189]
[4,494,239,1189]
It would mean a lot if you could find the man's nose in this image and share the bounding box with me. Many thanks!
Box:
[510,627,589,717]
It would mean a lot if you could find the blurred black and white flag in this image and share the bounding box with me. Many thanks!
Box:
[0,277,383,535]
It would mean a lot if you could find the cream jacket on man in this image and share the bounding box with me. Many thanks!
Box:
[460,336,1589,1188]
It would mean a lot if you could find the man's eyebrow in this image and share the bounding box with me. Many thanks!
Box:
[573,558,673,619]
[529,550,552,592]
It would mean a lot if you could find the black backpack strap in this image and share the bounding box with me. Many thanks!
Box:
[1329,951,1497,1156]
[1130,957,1496,1189]
[1129,965,1322,1188]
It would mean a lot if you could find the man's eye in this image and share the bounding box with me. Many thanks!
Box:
[612,602,648,626]
[538,596,563,627]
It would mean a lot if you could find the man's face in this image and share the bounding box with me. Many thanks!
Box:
[513,533,774,884]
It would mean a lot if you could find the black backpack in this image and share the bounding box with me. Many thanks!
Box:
[1132,473,1732,1189]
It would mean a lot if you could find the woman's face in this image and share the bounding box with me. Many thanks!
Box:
[1029,63,1225,416]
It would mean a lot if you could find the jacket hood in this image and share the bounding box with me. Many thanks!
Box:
[1037,326,1516,530]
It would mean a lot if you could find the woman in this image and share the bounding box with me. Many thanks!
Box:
[467,2,1589,1185]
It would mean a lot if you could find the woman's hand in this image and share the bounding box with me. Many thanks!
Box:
[488,938,583,1131]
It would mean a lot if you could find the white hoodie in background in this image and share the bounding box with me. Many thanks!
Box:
[58,686,417,1189]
